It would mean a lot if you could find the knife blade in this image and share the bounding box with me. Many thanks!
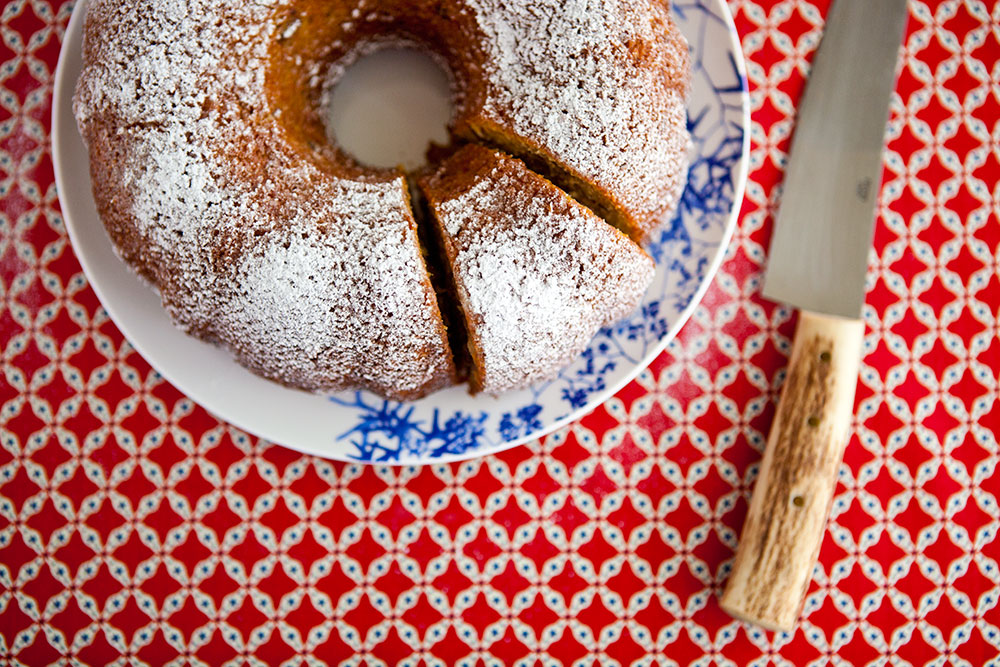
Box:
[719,0,910,632]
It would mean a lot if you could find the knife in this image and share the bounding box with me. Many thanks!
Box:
[719,0,910,632]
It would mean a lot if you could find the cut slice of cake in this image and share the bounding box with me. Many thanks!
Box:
[419,145,655,394]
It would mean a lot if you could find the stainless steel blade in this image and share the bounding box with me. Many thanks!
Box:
[762,0,909,319]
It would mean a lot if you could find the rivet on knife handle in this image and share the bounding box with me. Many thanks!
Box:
[720,311,864,631]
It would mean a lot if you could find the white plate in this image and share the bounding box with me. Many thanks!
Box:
[52,0,749,464]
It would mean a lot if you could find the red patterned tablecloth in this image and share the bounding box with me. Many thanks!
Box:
[2,0,999,664]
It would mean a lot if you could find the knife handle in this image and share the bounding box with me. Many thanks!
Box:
[720,310,865,631]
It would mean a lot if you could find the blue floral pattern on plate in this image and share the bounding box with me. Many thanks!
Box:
[332,0,749,463]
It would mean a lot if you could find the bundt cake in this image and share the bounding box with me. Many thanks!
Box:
[73,0,691,399]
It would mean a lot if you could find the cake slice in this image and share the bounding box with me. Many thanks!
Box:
[418,145,655,394]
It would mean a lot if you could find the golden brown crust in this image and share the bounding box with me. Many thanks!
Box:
[265,0,691,243]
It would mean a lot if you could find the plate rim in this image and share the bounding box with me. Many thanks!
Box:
[51,0,750,465]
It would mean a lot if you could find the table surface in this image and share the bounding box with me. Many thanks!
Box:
[2,0,998,664]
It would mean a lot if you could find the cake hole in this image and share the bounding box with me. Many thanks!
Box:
[326,48,452,171]
[792,495,805,508]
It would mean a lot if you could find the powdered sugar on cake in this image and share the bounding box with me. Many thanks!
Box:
[466,0,692,230]
[73,0,455,398]
[432,150,655,394]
